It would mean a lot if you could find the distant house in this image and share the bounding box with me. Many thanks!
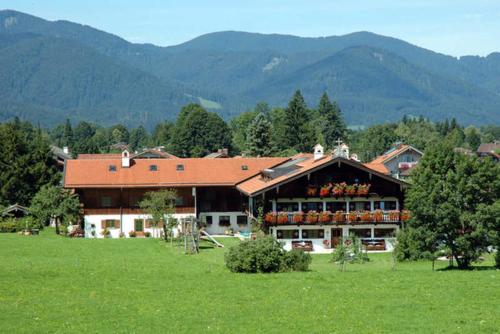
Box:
[477,141,500,162]
[365,143,423,179]
[2,204,29,218]
[204,148,230,158]
[51,146,72,171]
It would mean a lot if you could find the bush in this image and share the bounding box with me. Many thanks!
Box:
[129,231,136,238]
[225,236,311,273]
[144,231,151,238]
[495,249,500,268]
[0,217,40,233]
[0,218,17,232]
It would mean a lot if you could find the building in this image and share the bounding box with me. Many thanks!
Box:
[365,143,423,179]
[477,141,500,162]
[64,144,410,252]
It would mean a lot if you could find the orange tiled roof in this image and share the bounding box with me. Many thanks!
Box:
[364,144,421,175]
[236,154,406,196]
[64,157,288,188]
[77,153,122,159]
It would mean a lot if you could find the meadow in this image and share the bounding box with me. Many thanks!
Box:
[0,230,498,333]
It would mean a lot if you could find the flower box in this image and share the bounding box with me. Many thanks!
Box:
[332,182,346,196]
[348,211,358,223]
[277,212,289,224]
[345,185,357,196]
[360,211,372,222]
[292,212,304,224]
[401,210,411,222]
[306,211,319,224]
[357,183,371,196]
[265,212,277,224]
[319,211,332,223]
[333,211,345,223]
[389,210,400,222]
[306,186,318,197]
[320,184,332,197]
[373,210,383,223]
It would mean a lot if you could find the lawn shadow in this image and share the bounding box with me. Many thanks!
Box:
[437,265,498,271]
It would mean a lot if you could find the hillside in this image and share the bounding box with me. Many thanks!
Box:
[0,10,499,126]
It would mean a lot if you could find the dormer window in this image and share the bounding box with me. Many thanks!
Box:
[241,165,248,170]
[149,164,158,171]
[108,165,117,172]
[176,164,184,171]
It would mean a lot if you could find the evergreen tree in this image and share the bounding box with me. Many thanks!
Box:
[246,113,274,156]
[317,92,347,147]
[283,90,315,152]
[152,121,174,147]
[129,125,149,151]
[465,126,481,150]
[62,118,73,148]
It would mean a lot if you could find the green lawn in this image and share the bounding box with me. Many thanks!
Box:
[0,230,498,333]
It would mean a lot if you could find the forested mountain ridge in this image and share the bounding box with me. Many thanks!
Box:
[0,9,499,127]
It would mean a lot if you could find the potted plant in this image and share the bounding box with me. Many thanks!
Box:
[332,182,346,196]
[345,184,357,196]
[323,239,330,249]
[144,231,151,238]
[277,212,289,224]
[129,230,137,238]
[357,183,371,196]
[373,210,383,223]
[389,210,399,222]
[306,211,319,224]
[320,183,332,197]
[101,228,111,238]
[360,211,372,222]
[401,210,410,222]
[319,211,331,224]
[333,210,345,223]
[119,232,126,238]
[348,211,358,223]
[306,186,317,197]
[265,212,277,224]
[292,212,304,224]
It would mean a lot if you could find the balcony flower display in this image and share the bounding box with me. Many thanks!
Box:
[389,210,400,222]
[348,211,358,223]
[360,211,372,222]
[306,211,319,224]
[320,183,332,197]
[265,212,277,224]
[292,212,304,224]
[357,183,371,196]
[373,209,383,223]
[277,212,289,224]
[306,186,318,197]
[332,182,346,196]
[333,210,345,223]
[319,211,332,223]
[345,184,357,196]
[401,210,411,222]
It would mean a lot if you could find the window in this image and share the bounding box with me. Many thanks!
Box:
[374,201,397,210]
[301,229,324,239]
[349,228,371,239]
[241,165,248,170]
[276,229,299,239]
[350,201,370,211]
[276,202,299,212]
[175,196,184,206]
[374,228,396,238]
[237,215,248,225]
[302,202,323,213]
[149,164,158,171]
[176,164,184,171]
[108,165,117,172]
[219,216,231,226]
[205,216,213,225]
[326,202,346,212]
[100,196,112,207]
[102,219,118,228]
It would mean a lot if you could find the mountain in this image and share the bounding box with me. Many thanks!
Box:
[0,9,499,127]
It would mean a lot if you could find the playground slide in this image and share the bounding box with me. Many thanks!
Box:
[200,230,224,248]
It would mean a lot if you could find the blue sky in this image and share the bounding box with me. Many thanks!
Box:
[2,0,500,56]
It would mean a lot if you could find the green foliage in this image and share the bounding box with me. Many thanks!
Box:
[225,236,311,273]
[402,142,500,268]
[283,90,315,152]
[245,112,274,156]
[139,189,177,239]
[0,216,39,233]
[316,92,347,146]
[332,237,369,271]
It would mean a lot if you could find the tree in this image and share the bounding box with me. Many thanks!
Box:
[465,126,481,150]
[139,189,177,240]
[283,90,315,152]
[317,92,347,147]
[403,142,500,269]
[349,124,398,161]
[30,185,81,234]
[62,118,74,148]
[246,112,274,156]
[152,121,174,147]
[73,121,99,155]
[230,110,258,154]
[129,125,149,151]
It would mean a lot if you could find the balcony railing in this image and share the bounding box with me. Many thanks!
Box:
[264,210,410,225]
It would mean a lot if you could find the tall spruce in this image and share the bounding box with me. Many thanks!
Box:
[246,112,274,156]
[317,92,347,147]
[62,119,73,148]
[283,90,315,152]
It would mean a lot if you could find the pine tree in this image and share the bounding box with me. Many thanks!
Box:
[246,113,274,156]
[283,90,315,152]
[317,92,347,147]
[62,119,73,148]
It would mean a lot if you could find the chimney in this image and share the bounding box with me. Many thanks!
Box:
[313,144,324,160]
[63,146,69,154]
[121,150,130,168]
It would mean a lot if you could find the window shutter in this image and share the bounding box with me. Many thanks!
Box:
[145,220,150,228]
[114,220,120,228]
[101,220,106,229]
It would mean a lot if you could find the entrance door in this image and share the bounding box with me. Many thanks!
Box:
[134,219,144,232]
[331,228,342,247]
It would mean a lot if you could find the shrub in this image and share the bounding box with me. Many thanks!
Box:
[0,218,18,232]
[129,231,136,238]
[144,231,151,238]
[225,236,312,273]
[119,232,126,238]
[282,249,311,272]
[101,228,110,237]
[495,250,500,268]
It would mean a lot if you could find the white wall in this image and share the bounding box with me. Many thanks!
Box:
[199,212,250,235]
[84,213,195,238]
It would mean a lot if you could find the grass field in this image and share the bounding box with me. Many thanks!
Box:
[0,230,498,333]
